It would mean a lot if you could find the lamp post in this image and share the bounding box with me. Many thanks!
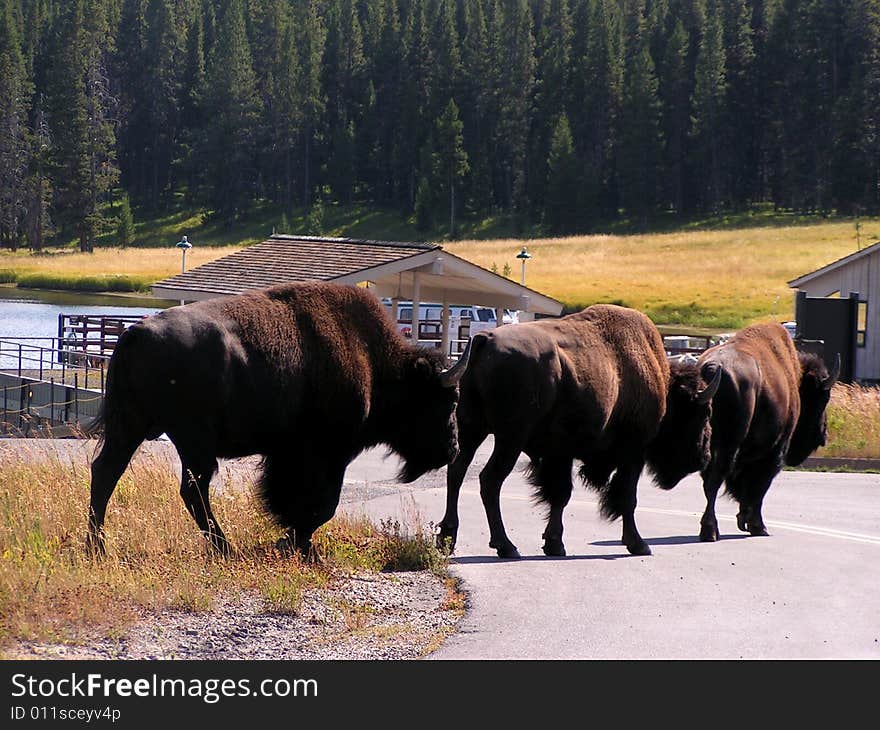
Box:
[516,246,532,286]
[175,235,192,306]
[176,235,192,273]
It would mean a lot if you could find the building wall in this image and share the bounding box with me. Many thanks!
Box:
[795,252,879,381]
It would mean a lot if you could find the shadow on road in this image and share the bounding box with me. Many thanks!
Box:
[590,534,750,547]
[448,552,631,565]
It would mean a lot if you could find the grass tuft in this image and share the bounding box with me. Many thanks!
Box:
[0,445,446,651]
[819,384,880,459]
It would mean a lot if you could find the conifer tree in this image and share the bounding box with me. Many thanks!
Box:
[296,0,326,207]
[0,0,31,249]
[494,0,535,227]
[201,0,259,216]
[530,0,573,213]
[618,0,662,229]
[45,0,118,252]
[433,98,469,237]
[690,0,726,212]
[545,112,579,234]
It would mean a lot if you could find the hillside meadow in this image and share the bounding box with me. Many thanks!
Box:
[447,221,871,329]
[0,217,875,329]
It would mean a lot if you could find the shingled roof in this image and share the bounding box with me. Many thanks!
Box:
[152,234,564,317]
[153,235,440,299]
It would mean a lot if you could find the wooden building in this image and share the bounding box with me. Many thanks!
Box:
[152,234,564,361]
[788,241,879,382]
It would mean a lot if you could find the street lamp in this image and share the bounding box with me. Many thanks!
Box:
[175,235,192,306]
[176,235,192,273]
[516,246,532,286]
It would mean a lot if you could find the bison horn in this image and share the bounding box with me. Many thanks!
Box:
[823,353,841,391]
[696,365,722,405]
[439,337,474,388]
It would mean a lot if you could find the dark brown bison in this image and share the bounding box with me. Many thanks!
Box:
[87,282,470,557]
[689,322,839,541]
[436,304,721,559]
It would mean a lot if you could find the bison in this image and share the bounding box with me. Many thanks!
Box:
[436,304,721,559]
[690,322,839,542]
[87,282,470,558]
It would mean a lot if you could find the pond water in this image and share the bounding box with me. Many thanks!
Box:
[0,287,176,370]
[0,287,173,340]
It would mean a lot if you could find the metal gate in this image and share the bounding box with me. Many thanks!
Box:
[794,291,859,383]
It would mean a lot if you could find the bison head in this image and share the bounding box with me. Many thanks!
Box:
[786,352,839,466]
[385,342,473,483]
[646,361,722,489]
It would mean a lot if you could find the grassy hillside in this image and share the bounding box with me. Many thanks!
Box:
[1,202,875,330]
[448,221,871,329]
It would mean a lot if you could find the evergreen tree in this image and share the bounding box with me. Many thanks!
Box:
[323,0,366,204]
[722,0,756,207]
[142,0,184,206]
[0,0,31,249]
[296,0,326,207]
[580,0,622,224]
[530,0,573,214]
[116,192,134,247]
[433,98,469,237]
[201,0,259,216]
[494,0,535,227]
[460,0,492,213]
[545,112,579,234]
[45,0,119,252]
[398,0,433,211]
[659,19,689,214]
[690,0,726,212]
[618,0,663,229]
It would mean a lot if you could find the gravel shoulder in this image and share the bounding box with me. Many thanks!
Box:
[0,438,466,661]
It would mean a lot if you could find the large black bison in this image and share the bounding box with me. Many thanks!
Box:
[436,304,721,559]
[689,322,839,541]
[87,282,470,557]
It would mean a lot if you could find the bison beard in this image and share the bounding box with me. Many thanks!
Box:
[86,282,468,559]
[436,304,719,559]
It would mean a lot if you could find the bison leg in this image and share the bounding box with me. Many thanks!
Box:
[87,437,142,556]
[436,421,487,553]
[698,450,735,542]
[609,459,651,556]
[177,454,228,556]
[479,439,522,559]
[535,456,574,557]
[728,455,780,537]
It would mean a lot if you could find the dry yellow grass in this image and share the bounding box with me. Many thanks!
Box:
[0,245,242,283]
[0,443,445,652]
[1,218,875,328]
[447,221,872,327]
[819,384,880,459]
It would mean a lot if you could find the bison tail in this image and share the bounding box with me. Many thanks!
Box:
[85,328,149,447]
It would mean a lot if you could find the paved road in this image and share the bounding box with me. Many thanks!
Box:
[6,438,877,659]
[344,440,880,659]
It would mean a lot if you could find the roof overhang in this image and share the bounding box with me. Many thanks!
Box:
[151,237,563,315]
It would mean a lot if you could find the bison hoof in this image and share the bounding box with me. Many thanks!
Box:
[85,533,106,558]
[491,541,521,559]
[749,525,770,537]
[626,539,652,556]
[435,527,457,554]
[542,539,566,557]
[699,525,720,542]
[736,511,751,532]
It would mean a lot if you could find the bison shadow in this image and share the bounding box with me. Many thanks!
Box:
[448,553,632,564]
[591,533,750,547]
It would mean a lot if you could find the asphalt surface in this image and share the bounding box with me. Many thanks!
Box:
[344,439,880,660]
[5,437,877,659]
